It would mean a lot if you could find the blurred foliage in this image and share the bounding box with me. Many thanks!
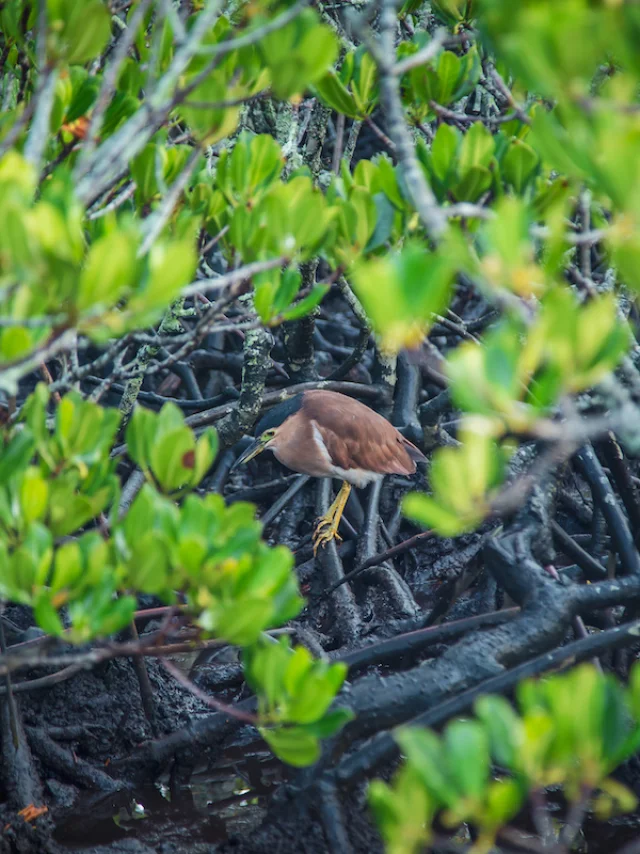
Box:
[0,384,326,760]
[402,46,481,123]
[126,402,218,494]
[370,664,640,854]
[315,47,379,120]
[244,637,354,766]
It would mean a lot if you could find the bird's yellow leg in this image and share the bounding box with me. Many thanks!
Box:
[313,481,351,555]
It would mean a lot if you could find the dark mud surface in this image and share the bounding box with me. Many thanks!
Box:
[0,634,380,854]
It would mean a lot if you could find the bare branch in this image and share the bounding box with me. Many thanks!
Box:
[23,68,59,173]
[138,145,202,257]
[78,0,155,169]
[182,256,289,299]
[392,28,447,76]
[371,0,448,241]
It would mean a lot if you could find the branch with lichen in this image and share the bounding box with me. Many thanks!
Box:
[215,295,275,448]
[118,297,187,424]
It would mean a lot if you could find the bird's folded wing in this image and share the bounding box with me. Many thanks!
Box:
[315,414,419,476]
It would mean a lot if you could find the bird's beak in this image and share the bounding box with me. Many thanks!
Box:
[231,437,267,471]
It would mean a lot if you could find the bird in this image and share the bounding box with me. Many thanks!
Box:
[232,389,426,553]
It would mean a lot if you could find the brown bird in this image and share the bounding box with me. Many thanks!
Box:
[233,389,426,552]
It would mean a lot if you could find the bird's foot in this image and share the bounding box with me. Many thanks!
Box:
[313,481,351,555]
[312,513,343,555]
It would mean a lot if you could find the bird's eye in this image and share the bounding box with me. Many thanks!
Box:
[263,430,275,440]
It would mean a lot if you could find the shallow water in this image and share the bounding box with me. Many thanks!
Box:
[52,742,283,851]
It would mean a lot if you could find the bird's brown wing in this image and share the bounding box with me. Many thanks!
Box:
[302,391,424,476]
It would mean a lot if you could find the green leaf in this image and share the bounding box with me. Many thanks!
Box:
[0,430,35,483]
[351,241,454,352]
[179,70,241,144]
[458,122,495,174]
[430,124,459,184]
[395,726,457,808]
[218,133,284,204]
[484,778,524,828]
[211,598,274,645]
[314,72,359,118]
[66,71,100,123]
[253,276,276,323]
[349,186,377,250]
[261,727,321,767]
[149,428,195,492]
[352,50,378,114]
[246,135,285,197]
[52,0,112,64]
[153,402,193,446]
[48,484,115,537]
[132,144,160,203]
[502,139,539,193]
[402,493,465,537]
[125,406,156,473]
[474,695,522,770]
[51,74,73,133]
[376,155,405,210]
[51,540,83,593]
[431,0,473,25]
[368,766,433,854]
[20,467,49,523]
[287,661,348,723]
[273,268,303,316]
[280,285,329,322]
[78,230,137,313]
[444,720,489,800]
[301,707,355,738]
[193,430,218,484]
[0,327,33,361]
[260,12,338,100]
[91,594,137,638]
[283,645,314,697]
[452,164,493,202]
[435,51,462,104]
[34,592,65,636]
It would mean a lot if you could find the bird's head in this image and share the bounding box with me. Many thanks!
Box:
[231,426,279,468]
[231,393,304,470]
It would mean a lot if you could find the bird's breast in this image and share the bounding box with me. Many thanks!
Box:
[333,467,383,488]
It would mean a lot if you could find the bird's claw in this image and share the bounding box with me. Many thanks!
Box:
[312,515,343,555]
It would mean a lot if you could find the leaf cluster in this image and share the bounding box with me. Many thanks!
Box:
[370,663,640,854]
[0,386,348,766]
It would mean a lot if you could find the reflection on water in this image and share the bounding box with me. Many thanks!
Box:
[53,740,285,851]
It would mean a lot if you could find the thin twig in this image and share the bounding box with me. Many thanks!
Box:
[182,255,289,299]
[161,657,257,723]
[138,145,202,256]
[86,182,136,219]
[23,67,59,173]
[324,529,435,596]
[393,28,447,76]
[332,112,346,174]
